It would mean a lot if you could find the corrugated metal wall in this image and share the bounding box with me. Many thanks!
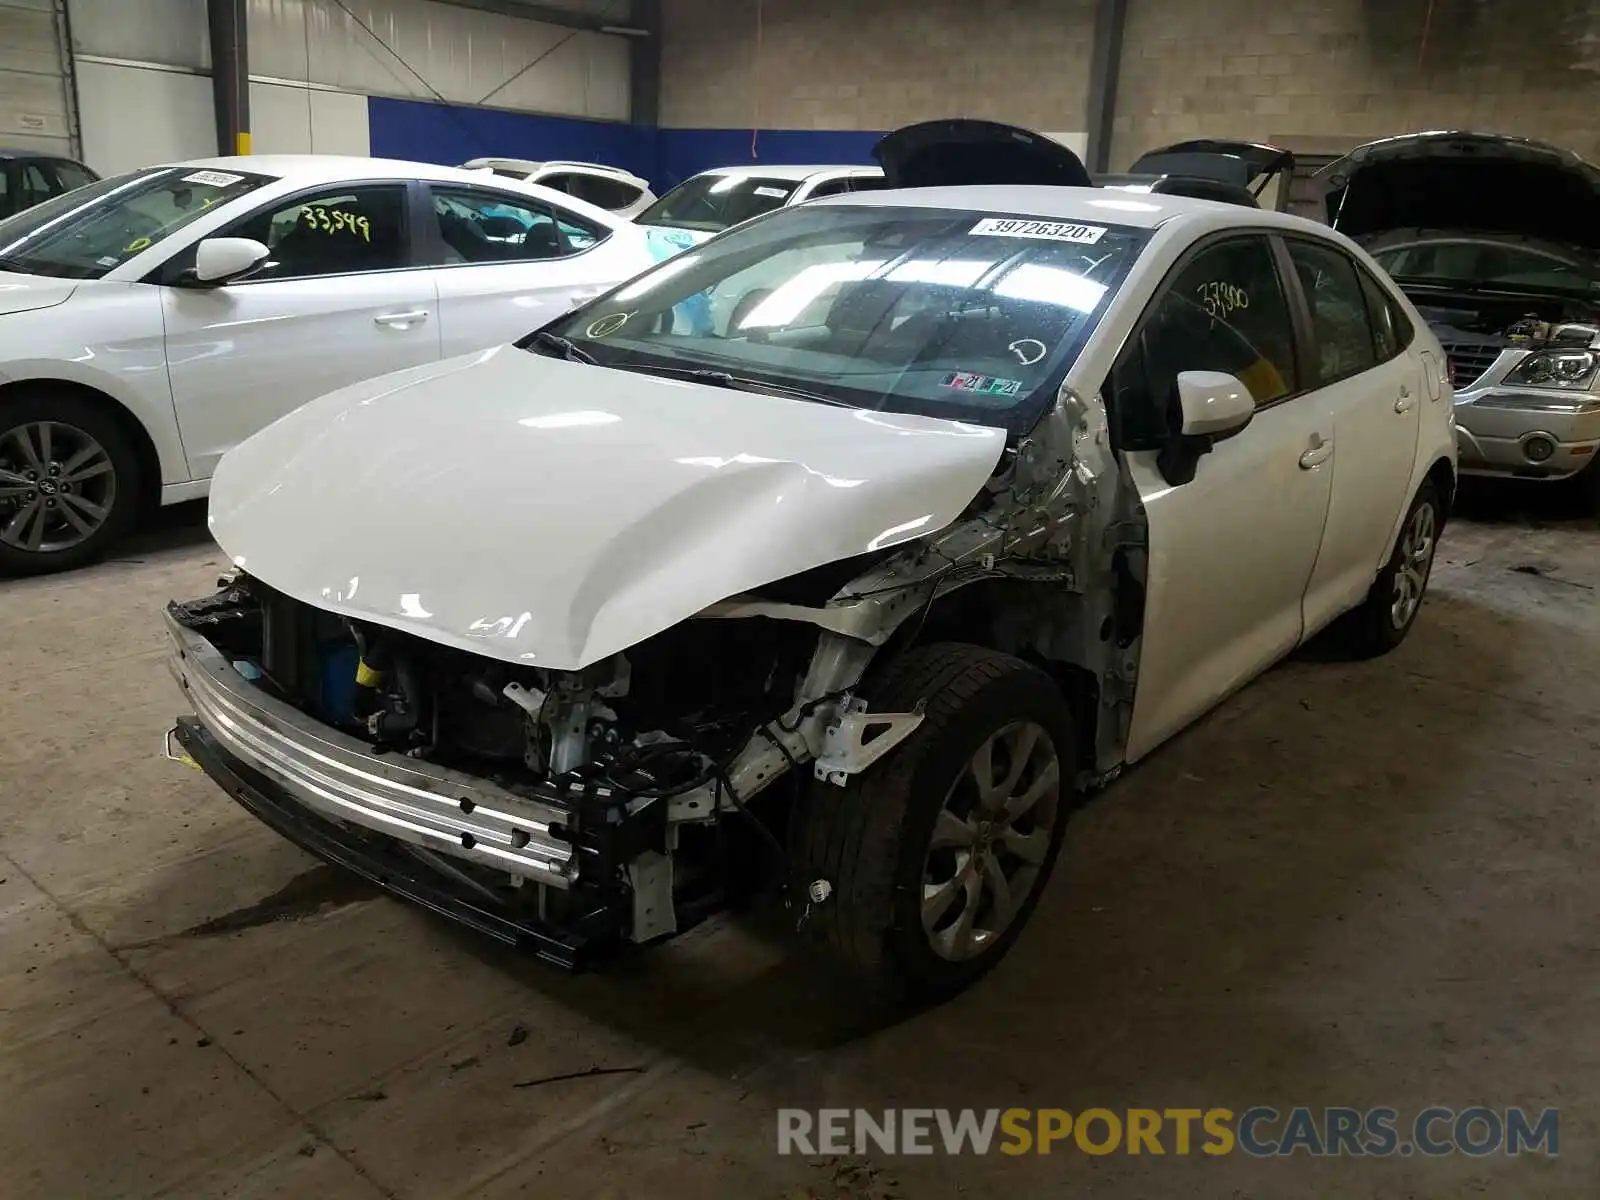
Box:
[0,0,77,156]
[249,0,629,121]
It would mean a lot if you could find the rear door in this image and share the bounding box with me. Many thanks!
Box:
[1114,233,1335,762]
[161,179,439,479]
[421,183,621,356]
[1282,236,1422,633]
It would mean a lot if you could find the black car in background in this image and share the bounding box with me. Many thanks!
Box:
[0,149,99,220]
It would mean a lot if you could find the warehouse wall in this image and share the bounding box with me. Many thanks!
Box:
[1,0,76,158]
[657,0,1600,181]
[657,0,1095,183]
[1112,0,1600,167]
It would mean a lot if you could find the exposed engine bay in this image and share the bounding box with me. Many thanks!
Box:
[166,381,1144,967]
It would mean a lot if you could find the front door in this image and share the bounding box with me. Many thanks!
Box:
[1283,237,1422,632]
[162,182,440,479]
[1113,234,1335,762]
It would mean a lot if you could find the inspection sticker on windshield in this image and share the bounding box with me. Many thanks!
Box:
[968,217,1106,244]
[182,170,244,188]
[943,371,1023,397]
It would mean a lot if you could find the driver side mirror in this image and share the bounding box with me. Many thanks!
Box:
[189,237,271,286]
[1157,370,1255,486]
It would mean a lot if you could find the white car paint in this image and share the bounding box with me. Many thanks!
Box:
[773,184,1455,762]
[0,154,656,502]
[211,183,1455,768]
[207,345,1007,670]
[459,158,656,217]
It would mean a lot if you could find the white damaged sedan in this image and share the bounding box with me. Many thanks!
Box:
[166,122,1456,1004]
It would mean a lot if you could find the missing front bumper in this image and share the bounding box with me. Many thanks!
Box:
[170,717,601,968]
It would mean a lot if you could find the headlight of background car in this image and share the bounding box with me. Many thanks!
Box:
[1504,348,1600,390]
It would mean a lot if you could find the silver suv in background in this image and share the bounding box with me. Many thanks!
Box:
[1320,132,1600,504]
[460,158,656,217]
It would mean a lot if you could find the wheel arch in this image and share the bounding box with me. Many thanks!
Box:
[1425,455,1456,524]
[884,576,1104,778]
[0,378,166,514]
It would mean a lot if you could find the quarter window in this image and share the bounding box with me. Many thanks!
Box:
[1355,264,1412,362]
[1110,235,1298,449]
[429,187,606,264]
[225,184,409,280]
[1286,239,1378,384]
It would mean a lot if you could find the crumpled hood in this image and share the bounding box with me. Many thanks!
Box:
[208,346,1007,670]
[0,271,78,316]
[1320,132,1600,251]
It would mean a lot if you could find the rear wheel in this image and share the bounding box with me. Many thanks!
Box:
[1332,479,1441,659]
[0,391,140,576]
[789,644,1076,1007]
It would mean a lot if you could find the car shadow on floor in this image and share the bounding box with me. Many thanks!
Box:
[121,588,1522,1092]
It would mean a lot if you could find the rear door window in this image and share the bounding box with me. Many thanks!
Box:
[1285,239,1379,384]
[51,161,97,192]
[427,186,608,263]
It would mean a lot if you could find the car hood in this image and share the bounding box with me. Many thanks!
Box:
[208,346,1008,671]
[874,119,1092,189]
[1319,132,1600,250]
[0,271,78,315]
[1127,138,1295,187]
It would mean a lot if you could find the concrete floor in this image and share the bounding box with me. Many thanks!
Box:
[2,483,1597,1199]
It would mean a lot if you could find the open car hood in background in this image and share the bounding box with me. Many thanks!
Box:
[873,119,1093,189]
[1126,139,1295,189]
[1319,132,1600,251]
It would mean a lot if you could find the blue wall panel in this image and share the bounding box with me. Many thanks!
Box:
[367,96,659,181]
[366,95,883,193]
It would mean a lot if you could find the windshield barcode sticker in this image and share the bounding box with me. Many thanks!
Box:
[969,218,1107,244]
[182,170,244,188]
[753,186,790,198]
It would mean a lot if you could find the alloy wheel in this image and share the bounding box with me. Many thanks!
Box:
[921,720,1062,962]
[0,420,118,554]
[1389,501,1437,630]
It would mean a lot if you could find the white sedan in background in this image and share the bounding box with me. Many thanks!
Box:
[0,155,656,574]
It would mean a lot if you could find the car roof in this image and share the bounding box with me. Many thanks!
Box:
[0,147,81,161]
[811,183,1334,234]
[154,154,629,225]
[167,154,563,189]
[694,164,882,182]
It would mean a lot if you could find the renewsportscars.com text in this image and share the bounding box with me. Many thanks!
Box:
[776,1106,1559,1158]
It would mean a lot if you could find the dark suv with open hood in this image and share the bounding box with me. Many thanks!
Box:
[1319,132,1600,500]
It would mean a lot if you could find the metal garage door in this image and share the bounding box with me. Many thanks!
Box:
[0,0,77,157]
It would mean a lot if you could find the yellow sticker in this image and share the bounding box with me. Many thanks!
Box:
[301,206,372,242]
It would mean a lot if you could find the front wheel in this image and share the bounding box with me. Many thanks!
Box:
[789,644,1077,1007]
[1333,479,1441,659]
[0,391,141,576]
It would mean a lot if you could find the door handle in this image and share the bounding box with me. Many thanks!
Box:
[374,310,430,328]
[1299,434,1334,470]
[1395,383,1415,413]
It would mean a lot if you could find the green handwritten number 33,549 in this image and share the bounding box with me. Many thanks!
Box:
[300,206,371,242]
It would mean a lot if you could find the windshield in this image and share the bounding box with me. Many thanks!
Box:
[0,166,271,279]
[542,204,1150,433]
[1373,241,1600,297]
[634,174,799,233]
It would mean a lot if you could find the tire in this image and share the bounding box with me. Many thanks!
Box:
[1332,479,1441,659]
[0,390,141,576]
[789,643,1077,1007]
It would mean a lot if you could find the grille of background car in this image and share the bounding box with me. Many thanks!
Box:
[1441,341,1503,389]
